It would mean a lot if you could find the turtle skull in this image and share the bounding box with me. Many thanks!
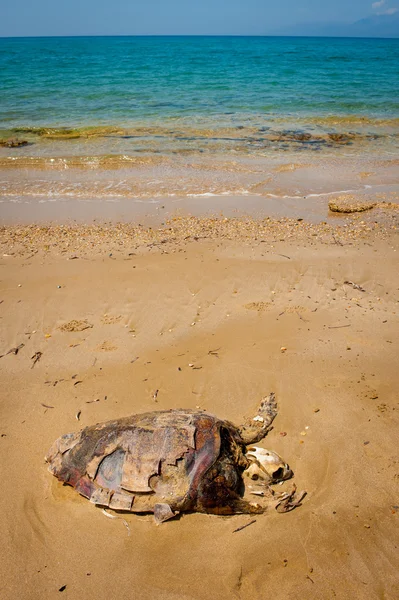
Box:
[245,446,293,483]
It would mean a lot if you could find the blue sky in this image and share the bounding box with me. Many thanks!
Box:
[1,0,398,37]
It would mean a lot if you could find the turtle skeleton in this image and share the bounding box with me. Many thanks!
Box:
[46,393,300,522]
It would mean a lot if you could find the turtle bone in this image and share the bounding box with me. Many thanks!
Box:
[245,446,293,483]
[244,461,272,482]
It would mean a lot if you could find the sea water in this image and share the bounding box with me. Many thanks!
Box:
[1,36,399,127]
[0,36,398,219]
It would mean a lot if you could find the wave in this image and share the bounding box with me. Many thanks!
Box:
[1,176,396,202]
[0,178,259,199]
[0,155,168,170]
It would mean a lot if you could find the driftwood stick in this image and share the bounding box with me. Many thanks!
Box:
[233,519,257,533]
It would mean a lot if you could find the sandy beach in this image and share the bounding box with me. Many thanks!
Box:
[1,212,398,599]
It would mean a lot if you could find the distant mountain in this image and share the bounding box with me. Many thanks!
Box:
[350,12,399,37]
[272,12,399,38]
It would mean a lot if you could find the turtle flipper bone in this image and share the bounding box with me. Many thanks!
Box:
[238,393,278,445]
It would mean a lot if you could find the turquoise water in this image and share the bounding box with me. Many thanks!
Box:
[1,36,399,128]
[0,36,398,211]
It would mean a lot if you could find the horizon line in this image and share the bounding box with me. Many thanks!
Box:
[1,33,399,40]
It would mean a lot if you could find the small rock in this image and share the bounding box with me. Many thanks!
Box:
[329,195,376,213]
[0,138,28,148]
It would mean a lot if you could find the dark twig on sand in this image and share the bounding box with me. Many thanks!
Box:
[328,324,351,329]
[208,348,220,357]
[232,520,257,533]
[297,311,309,322]
[31,351,42,368]
[0,343,25,358]
[344,281,366,292]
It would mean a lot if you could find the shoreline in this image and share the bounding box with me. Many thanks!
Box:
[1,153,398,226]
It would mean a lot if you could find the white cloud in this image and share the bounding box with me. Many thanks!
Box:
[372,0,399,14]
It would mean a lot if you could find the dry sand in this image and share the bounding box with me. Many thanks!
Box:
[0,218,398,599]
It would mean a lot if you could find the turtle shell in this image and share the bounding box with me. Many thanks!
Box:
[46,409,247,514]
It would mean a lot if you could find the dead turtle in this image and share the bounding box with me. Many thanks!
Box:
[46,393,304,522]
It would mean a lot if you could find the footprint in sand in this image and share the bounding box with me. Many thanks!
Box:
[244,301,273,312]
[59,319,93,332]
[283,305,308,314]
[96,341,117,352]
[101,314,123,325]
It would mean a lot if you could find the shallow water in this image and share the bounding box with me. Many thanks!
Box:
[0,37,398,218]
[1,36,399,127]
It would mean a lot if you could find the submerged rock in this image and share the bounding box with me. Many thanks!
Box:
[327,133,357,144]
[0,138,29,148]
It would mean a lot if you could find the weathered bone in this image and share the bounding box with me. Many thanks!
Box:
[244,462,272,482]
[238,393,278,445]
[154,503,178,524]
[245,446,292,482]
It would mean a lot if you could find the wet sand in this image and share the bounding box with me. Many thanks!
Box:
[0,155,398,226]
[0,217,398,599]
